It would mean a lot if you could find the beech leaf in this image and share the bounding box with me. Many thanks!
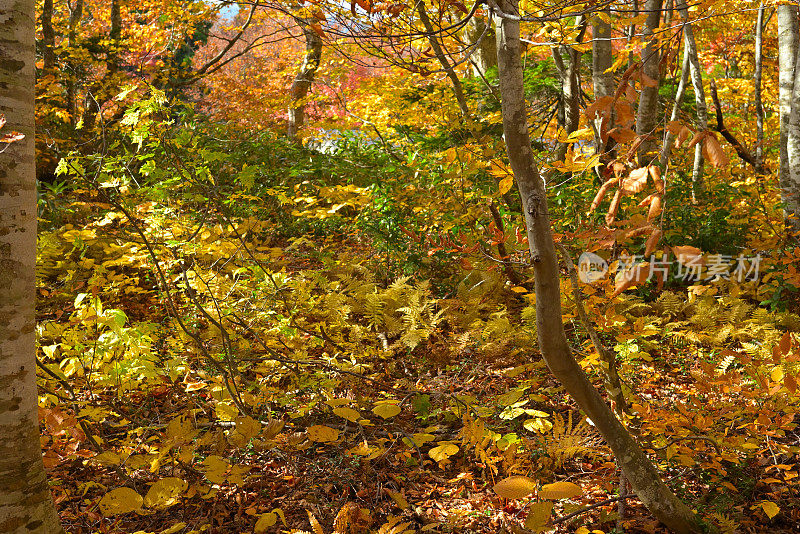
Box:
[99,487,143,516]
[372,403,401,419]
[307,425,340,442]
[539,481,583,500]
[493,475,537,499]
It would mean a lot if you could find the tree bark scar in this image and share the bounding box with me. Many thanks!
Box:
[526,192,542,217]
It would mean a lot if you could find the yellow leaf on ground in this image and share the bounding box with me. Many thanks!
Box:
[334,406,361,422]
[761,500,780,519]
[385,488,410,510]
[202,455,230,484]
[372,403,401,419]
[144,477,187,509]
[99,487,143,516]
[493,476,537,500]
[307,425,340,442]
[539,481,582,500]
[254,512,277,533]
[428,443,459,462]
[524,500,553,531]
[160,522,186,534]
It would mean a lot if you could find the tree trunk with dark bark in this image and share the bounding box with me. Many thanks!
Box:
[635,0,663,164]
[287,16,323,141]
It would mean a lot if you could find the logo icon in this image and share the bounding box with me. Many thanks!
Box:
[577,252,608,283]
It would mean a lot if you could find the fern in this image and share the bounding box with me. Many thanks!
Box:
[538,412,604,470]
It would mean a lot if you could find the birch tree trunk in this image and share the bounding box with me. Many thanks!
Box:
[492,1,705,531]
[0,0,65,531]
[635,0,663,164]
[676,0,707,201]
[287,16,323,141]
[778,3,800,230]
[660,42,691,166]
[754,2,766,172]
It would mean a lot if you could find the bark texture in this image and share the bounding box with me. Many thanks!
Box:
[464,13,497,78]
[660,43,690,166]
[635,0,663,164]
[493,1,704,531]
[778,3,800,230]
[592,9,615,159]
[0,0,64,531]
[287,16,323,140]
[552,42,581,162]
[40,0,55,72]
[754,2,766,171]
[676,0,707,200]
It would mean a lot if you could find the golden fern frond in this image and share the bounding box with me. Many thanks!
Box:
[716,353,736,375]
[540,413,603,470]
[708,511,739,534]
[656,291,685,315]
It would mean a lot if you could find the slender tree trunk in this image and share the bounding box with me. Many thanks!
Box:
[464,13,497,78]
[754,3,766,172]
[66,0,84,127]
[492,1,704,531]
[552,46,580,161]
[0,0,65,531]
[592,7,614,158]
[287,16,323,141]
[676,0,707,201]
[553,18,584,162]
[636,0,663,164]
[660,42,690,166]
[417,0,471,119]
[109,0,122,75]
[592,11,613,99]
[40,0,55,72]
[778,3,800,230]
[628,0,639,68]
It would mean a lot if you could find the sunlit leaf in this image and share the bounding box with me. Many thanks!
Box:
[539,481,582,500]
[99,487,143,516]
[493,476,537,499]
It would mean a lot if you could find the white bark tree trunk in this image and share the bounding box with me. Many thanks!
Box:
[0,0,64,531]
[492,1,705,531]
[676,0,707,200]
[778,3,800,230]
[754,2,766,171]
